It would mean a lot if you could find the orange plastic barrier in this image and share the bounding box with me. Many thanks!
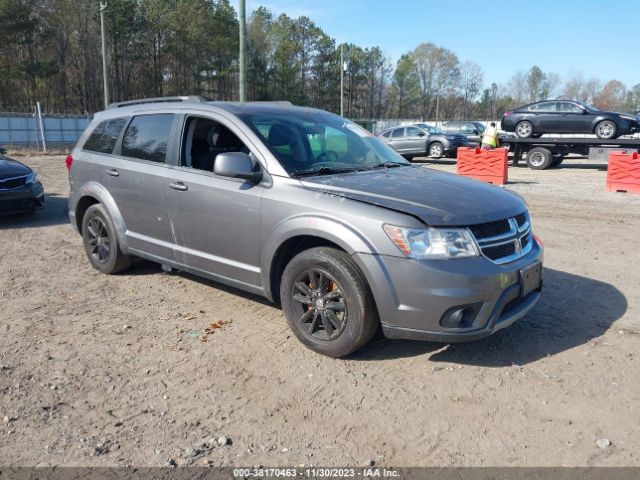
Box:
[456,147,508,185]
[606,151,640,194]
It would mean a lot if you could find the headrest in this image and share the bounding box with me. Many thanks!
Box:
[268,124,296,147]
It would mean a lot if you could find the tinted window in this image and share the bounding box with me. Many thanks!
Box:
[381,131,391,138]
[391,128,405,138]
[83,118,127,154]
[529,102,557,112]
[121,114,174,163]
[558,102,583,113]
[460,123,478,134]
[406,127,424,137]
[442,123,459,132]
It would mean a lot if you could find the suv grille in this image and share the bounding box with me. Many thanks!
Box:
[468,212,532,264]
[0,176,27,190]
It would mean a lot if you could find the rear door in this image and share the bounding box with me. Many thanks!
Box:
[529,101,560,132]
[386,127,407,153]
[106,113,179,261]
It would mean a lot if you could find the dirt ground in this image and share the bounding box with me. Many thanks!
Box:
[1,155,639,468]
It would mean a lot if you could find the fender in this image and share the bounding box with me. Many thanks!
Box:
[71,181,130,252]
[260,214,379,300]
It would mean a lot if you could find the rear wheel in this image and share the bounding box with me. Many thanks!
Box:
[280,247,378,358]
[551,154,564,167]
[428,142,444,158]
[526,147,553,170]
[595,120,617,139]
[515,121,534,138]
[82,203,131,274]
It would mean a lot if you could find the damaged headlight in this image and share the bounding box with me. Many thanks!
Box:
[384,224,479,260]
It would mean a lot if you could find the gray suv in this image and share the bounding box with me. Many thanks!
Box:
[68,97,543,357]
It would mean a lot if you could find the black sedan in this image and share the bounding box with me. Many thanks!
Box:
[0,147,45,215]
[501,100,640,139]
[377,124,468,159]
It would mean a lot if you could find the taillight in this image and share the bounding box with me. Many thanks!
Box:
[65,154,73,171]
[503,111,513,116]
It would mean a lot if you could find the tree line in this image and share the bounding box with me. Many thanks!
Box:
[1,0,639,118]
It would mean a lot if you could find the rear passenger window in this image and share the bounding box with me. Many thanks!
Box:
[121,114,174,163]
[381,131,391,138]
[83,118,126,154]
[391,128,405,138]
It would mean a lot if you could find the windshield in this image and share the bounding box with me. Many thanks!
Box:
[415,123,445,134]
[239,111,409,176]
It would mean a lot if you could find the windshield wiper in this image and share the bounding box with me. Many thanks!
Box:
[291,166,359,178]
[368,161,407,169]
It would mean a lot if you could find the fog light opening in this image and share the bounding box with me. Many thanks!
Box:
[440,304,482,329]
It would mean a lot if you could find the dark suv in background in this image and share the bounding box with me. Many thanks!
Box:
[442,121,515,149]
[377,124,468,159]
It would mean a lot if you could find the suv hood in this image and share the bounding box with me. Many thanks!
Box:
[0,158,31,180]
[301,166,526,226]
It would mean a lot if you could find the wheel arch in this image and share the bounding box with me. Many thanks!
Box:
[262,217,378,303]
[72,182,129,251]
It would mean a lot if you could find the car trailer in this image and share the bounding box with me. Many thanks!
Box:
[509,137,640,170]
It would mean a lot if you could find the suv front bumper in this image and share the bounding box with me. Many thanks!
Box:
[354,239,543,342]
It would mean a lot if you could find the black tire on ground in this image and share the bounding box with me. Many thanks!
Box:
[402,154,414,161]
[81,203,132,274]
[595,120,618,139]
[526,147,553,170]
[515,121,534,138]
[280,247,379,358]
[428,142,444,158]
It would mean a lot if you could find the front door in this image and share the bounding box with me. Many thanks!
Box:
[166,114,264,288]
[405,127,428,154]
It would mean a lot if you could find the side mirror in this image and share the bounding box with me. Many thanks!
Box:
[0,147,6,155]
[214,152,262,183]
[417,132,426,137]
[472,129,479,135]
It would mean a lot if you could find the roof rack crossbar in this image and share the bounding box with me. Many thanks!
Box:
[107,96,207,109]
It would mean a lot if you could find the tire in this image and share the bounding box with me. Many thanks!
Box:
[526,147,553,170]
[428,142,444,158]
[595,120,618,139]
[280,247,378,358]
[402,154,414,161]
[551,154,564,167]
[81,203,132,274]
[515,121,534,138]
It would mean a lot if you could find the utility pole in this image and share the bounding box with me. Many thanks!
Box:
[238,0,247,102]
[435,90,440,127]
[340,44,344,117]
[99,1,109,108]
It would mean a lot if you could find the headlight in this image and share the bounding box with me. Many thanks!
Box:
[25,171,38,184]
[383,225,480,259]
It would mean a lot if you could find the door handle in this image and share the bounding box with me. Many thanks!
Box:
[169,181,188,191]
[105,168,119,177]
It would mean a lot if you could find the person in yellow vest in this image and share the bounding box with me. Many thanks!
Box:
[481,122,500,150]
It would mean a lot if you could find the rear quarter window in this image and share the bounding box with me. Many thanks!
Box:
[83,118,127,154]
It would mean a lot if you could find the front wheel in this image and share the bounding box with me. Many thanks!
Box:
[280,247,378,358]
[428,142,444,158]
[595,120,618,139]
[82,203,132,274]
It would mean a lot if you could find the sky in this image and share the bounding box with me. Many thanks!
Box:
[246,0,640,89]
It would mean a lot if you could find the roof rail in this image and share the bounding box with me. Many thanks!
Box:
[107,96,208,109]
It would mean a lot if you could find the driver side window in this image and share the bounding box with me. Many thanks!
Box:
[181,116,250,172]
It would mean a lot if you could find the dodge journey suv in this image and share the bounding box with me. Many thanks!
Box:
[68,96,543,357]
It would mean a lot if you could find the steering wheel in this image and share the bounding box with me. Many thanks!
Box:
[316,150,340,163]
